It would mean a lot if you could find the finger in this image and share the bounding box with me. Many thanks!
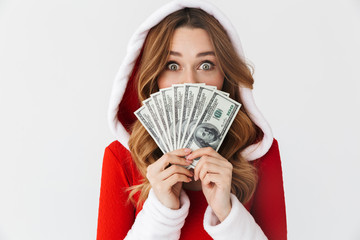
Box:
[155,148,193,171]
[164,173,192,187]
[170,148,193,157]
[198,160,227,182]
[186,147,224,162]
[159,164,193,181]
[194,155,223,181]
[202,172,224,187]
[197,158,231,182]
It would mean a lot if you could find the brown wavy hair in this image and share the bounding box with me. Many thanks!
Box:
[128,8,261,206]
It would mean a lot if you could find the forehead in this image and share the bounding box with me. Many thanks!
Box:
[169,27,214,52]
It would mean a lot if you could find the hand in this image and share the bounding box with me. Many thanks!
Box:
[187,147,233,222]
[146,148,193,209]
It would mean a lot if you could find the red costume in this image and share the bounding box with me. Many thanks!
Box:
[97,139,287,239]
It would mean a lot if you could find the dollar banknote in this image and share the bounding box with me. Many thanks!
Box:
[172,84,185,149]
[178,83,205,151]
[151,92,174,151]
[180,85,216,148]
[135,83,241,170]
[143,98,171,152]
[160,87,175,150]
[134,105,168,154]
[183,91,241,168]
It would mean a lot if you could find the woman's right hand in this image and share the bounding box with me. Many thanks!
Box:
[146,148,193,209]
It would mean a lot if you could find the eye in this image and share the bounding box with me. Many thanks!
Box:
[166,62,180,71]
[199,61,215,71]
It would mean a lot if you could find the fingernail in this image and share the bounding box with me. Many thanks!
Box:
[185,157,193,163]
[186,154,193,159]
[184,148,192,154]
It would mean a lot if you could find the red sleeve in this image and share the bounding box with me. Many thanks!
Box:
[251,139,287,240]
[96,141,136,240]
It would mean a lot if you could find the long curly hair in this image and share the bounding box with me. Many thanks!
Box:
[128,8,262,206]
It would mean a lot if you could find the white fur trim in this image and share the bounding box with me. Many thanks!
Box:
[108,0,273,160]
[203,193,267,239]
[125,188,189,239]
[239,87,273,160]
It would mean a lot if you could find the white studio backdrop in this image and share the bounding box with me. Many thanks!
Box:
[0,0,359,239]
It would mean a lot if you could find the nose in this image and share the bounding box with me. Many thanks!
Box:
[182,69,197,84]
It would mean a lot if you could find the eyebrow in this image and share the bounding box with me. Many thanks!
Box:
[196,51,215,57]
[169,51,215,57]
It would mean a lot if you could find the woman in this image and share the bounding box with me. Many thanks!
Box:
[97,1,287,239]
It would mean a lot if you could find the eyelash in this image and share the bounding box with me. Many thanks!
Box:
[165,60,216,71]
[166,61,180,71]
[199,61,215,70]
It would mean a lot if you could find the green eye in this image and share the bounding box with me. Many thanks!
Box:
[200,62,213,70]
[167,63,179,71]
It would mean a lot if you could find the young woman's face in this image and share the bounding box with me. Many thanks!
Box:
[157,27,224,89]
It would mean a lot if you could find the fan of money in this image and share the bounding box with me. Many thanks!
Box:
[134,83,241,169]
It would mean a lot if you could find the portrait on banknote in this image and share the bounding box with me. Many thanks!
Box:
[193,123,220,149]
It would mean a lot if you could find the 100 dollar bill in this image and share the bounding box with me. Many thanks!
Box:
[151,92,174,151]
[180,85,216,148]
[160,87,175,150]
[183,91,241,168]
[178,83,205,150]
[173,84,184,149]
[134,105,168,154]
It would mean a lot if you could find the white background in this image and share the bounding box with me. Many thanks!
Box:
[0,0,359,239]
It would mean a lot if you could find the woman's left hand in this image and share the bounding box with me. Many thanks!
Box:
[187,147,233,222]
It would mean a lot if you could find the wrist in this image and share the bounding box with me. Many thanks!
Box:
[156,194,180,210]
[215,202,232,222]
[165,200,180,210]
